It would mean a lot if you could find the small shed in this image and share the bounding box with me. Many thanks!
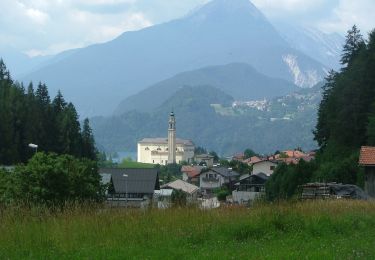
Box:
[359,146,375,198]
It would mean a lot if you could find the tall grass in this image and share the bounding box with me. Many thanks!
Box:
[1,200,375,259]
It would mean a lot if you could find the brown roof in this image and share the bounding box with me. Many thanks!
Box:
[181,166,203,178]
[359,146,375,165]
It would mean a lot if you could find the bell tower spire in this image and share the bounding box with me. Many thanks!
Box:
[168,111,176,164]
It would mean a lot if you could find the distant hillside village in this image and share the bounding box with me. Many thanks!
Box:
[96,111,350,208]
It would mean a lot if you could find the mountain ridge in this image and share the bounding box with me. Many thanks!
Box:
[114,62,298,115]
[21,0,326,116]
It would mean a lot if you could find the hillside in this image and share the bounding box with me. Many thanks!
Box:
[21,0,326,116]
[115,63,298,114]
[92,84,320,155]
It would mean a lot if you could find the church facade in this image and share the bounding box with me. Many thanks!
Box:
[137,112,195,165]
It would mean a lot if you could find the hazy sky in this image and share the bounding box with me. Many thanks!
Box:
[0,0,374,56]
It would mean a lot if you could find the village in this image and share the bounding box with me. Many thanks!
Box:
[98,112,375,209]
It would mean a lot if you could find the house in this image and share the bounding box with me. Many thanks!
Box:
[161,179,200,201]
[359,146,375,198]
[199,167,240,193]
[232,172,269,204]
[252,160,277,176]
[244,156,262,166]
[195,154,214,167]
[181,165,203,185]
[99,168,160,207]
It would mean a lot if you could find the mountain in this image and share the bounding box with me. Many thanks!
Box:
[115,63,298,114]
[0,48,52,78]
[91,84,321,156]
[21,0,327,116]
[274,22,344,70]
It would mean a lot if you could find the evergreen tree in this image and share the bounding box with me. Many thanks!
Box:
[341,25,365,66]
[81,118,97,160]
[60,103,82,157]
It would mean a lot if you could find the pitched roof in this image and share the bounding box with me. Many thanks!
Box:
[181,166,203,178]
[209,167,240,178]
[99,168,159,194]
[252,160,277,166]
[138,138,194,146]
[161,180,199,194]
[359,146,375,165]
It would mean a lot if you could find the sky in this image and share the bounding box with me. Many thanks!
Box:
[0,0,374,57]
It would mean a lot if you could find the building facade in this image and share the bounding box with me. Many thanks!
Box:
[252,160,277,176]
[137,112,195,165]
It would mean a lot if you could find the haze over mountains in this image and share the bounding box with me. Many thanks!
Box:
[114,63,298,114]
[18,0,337,116]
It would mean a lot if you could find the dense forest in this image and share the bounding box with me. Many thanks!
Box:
[0,60,97,165]
[267,26,375,200]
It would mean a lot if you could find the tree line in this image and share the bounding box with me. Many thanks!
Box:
[0,60,97,165]
[266,26,375,200]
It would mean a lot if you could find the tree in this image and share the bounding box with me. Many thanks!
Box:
[60,103,82,157]
[81,118,97,160]
[341,25,365,66]
[209,151,219,162]
[4,153,104,206]
[194,146,207,155]
[244,148,257,159]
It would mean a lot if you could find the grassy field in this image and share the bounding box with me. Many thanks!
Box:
[1,200,375,259]
[119,160,155,169]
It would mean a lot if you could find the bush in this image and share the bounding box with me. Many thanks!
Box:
[0,152,105,207]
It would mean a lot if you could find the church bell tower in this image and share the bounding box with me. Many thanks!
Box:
[168,111,176,164]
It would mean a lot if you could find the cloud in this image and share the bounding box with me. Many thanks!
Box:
[25,8,49,24]
[0,0,153,56]
[318,0,375,34]
[252,0,327,14]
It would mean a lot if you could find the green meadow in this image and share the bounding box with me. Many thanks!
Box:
[1,200,375,259]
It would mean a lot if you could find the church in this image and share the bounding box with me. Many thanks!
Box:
[137,112,195,165]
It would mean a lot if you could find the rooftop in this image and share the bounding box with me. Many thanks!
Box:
[99,168,159,194]
[161,179,199,195]
[359,146,375,166]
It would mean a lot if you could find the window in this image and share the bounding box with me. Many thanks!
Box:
[153,160,154,163]
[145,147,149,151]
[157,147,161,151]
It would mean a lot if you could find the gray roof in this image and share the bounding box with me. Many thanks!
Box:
[206,167,240,178]
[138,138,194,146]
[99,168,159,194]
[161,179,199,195]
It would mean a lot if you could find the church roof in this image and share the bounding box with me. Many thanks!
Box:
[138,138,194,146]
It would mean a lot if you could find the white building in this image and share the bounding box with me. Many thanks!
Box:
[252,160,277,176]
[137,112,195,165]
